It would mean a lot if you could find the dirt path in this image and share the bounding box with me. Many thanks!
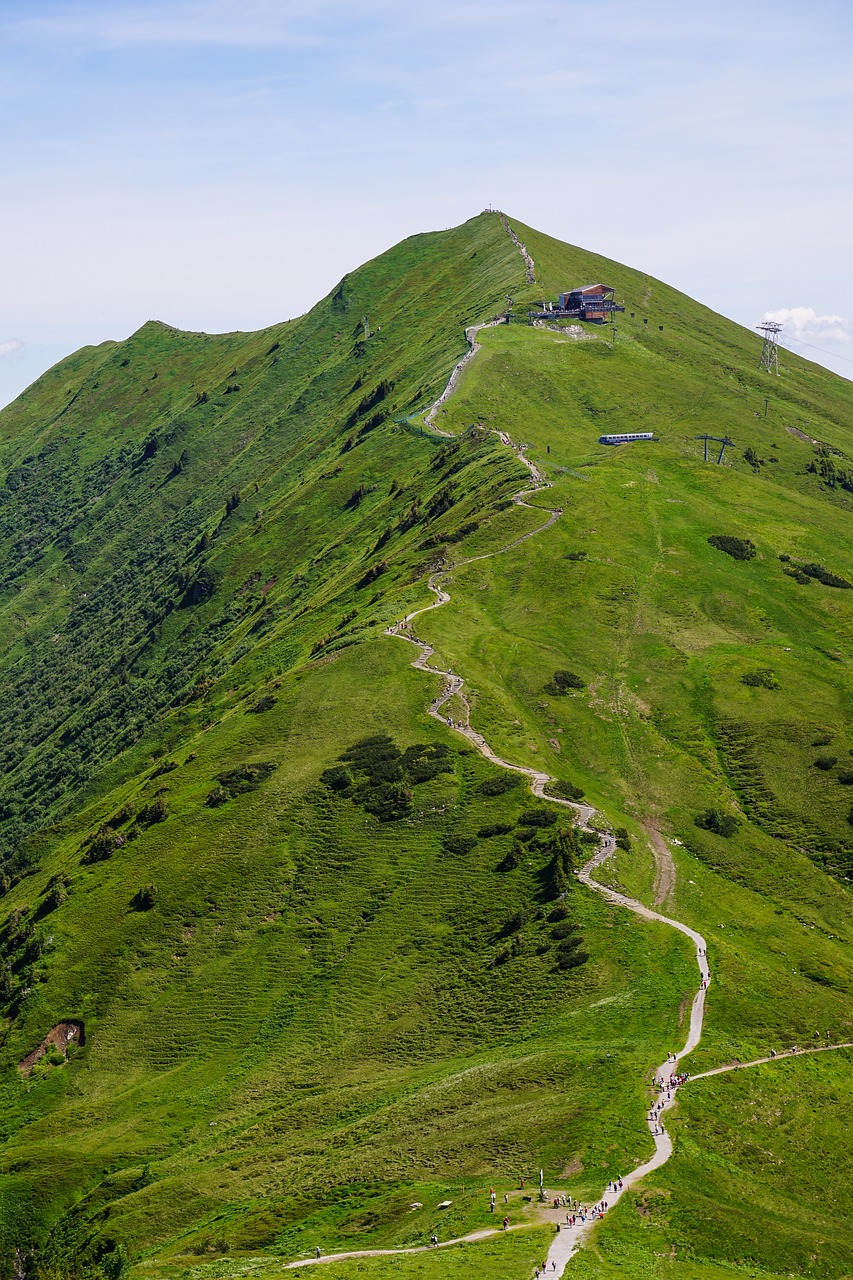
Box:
[645,824,676,906]
[381,430,714,1276]
[497,211,536,283]
[424,317,507,429]
[688,1040,853,1082]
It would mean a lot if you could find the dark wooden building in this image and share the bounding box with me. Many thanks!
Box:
[558,284,621,322]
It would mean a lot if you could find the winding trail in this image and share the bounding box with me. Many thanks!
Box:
[381,432,710,1275]
[284,301,839,1273]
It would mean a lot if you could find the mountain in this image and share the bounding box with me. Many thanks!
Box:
[0,213,851,1280]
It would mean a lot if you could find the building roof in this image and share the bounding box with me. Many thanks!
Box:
[565,283,615,296]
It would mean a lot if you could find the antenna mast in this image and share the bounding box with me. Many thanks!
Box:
[756,321,782,375]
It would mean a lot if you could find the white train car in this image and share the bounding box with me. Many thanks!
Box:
[599,432,654,445]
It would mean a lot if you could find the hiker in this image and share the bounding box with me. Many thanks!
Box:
[315,1247,321,1259]
[503,1216,509,1230]
[430,1233,438,1247]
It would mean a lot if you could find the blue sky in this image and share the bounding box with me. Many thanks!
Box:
[1,0,852,405]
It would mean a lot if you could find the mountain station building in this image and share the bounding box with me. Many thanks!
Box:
[529,283,625,324]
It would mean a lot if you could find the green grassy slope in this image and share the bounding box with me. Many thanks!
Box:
[0,212,851,1280]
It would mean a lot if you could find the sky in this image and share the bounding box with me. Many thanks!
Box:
[1,0,852,407]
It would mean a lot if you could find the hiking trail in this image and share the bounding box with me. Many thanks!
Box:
[284,315,847,1273]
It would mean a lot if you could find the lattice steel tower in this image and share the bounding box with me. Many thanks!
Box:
[756,321,782,374]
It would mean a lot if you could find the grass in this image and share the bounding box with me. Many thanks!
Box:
[0,212,851,1279]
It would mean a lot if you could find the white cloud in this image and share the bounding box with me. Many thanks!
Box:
[762,307,849,344]
[0,339,24,358]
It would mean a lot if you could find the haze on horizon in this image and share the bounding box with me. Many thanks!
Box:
[1,0,851,407]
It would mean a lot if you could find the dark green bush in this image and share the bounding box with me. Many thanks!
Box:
[82,826,125,863]
[479,773,522,797]
[814,756,838,771]
[555,937,589,971]
[741,669,779,689]
[477,823,513,838]
[801,562,851,589]
[132,884,158,910]
[443,834,476,856]
[498,841,524,871]
[546,669,585,694]
[246,694,277,714]
[137,797,168,827]
[694,808,739,838]
[320,765,353,792]
[546,779,584,801]
[837,772,853,785]
[707,535,756,561]
[519,809,558,828]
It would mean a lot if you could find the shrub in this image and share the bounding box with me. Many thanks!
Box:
[345,484,367,510]
[205,786,230,807]
[548,905,571,922]
[707,535,756,561]
[137,797,168,827]
[321,765,353,792]
[479,773,522,797]
[477,823,513,838]
[443,834,476,856]
[42,882,67,912]
[694,808,739,838]
[500,909,528,937]
[546,669,585,694]
[519,809,558,828]
[837,772,853,785]
[82,826,124,863]
[357,561,387,589]
[800,562,851,589]
[216,762,276,796]
[814,756,838,771]
[498,841,524,871]
[551,919,577,940]
[615,826,631,851]
[741,669,779,689]
[132,884,158,910]
[555,935,589,970]
[246,694,276,714]
[546,779,584,801]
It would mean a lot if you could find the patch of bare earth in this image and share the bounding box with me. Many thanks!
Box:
[18,1020,84,1075]
[560,1157,583,1177]
[645,824,676,905]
